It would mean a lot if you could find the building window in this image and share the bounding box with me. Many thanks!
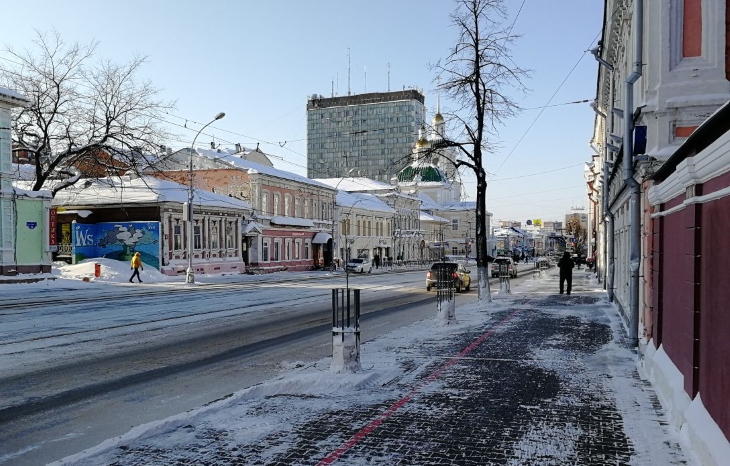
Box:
[452,219,459,231]
[284,194,291,217]
[211,222,219,249]
[194,224,202,249]
[274,239,280,261]
[367,220,372,236]
[295,198,301,217]
[263,240,270,261]
[304,199,310,218]
[225,223,234,249]
[452,246,458,255]
[357,220,361,236]
[285,239,291,260]
[274,194,280,216]
[304,241,310,259]
[174,224,182,250]
[261,192,269,215]
[295,240,301,260]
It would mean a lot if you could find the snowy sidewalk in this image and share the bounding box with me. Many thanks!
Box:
[52,268,696,465]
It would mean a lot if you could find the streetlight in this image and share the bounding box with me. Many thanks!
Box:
[186,111,225,284]
[330,168,357,270]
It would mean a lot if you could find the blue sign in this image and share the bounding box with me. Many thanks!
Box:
[26,222,37,229]
[73,222,160,269]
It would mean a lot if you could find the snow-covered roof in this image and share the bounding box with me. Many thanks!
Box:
[194,148,332,190]
[436,201,478,211]
[315,177,395,192]
[270,216,315,227]
[50,176,251,211]
[0,86,29,104]
[420,211,449,224]
[493,226,526,237]
[416,192,441,210]
[336,191,394,213]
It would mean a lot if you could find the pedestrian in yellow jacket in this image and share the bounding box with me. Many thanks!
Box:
[130,252,143,283]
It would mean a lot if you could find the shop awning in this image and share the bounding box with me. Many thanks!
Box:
[312,231,332,244]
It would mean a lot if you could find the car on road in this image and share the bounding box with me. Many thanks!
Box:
[426,261,471,292]
[346,258,372,273]
[491,256,517,278]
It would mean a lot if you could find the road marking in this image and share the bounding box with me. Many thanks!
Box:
[316,308,523,465]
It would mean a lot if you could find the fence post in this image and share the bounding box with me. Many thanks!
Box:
[330,288,361,373]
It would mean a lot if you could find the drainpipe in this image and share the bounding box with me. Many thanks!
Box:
[624,0,643,347]
[604,162,615,301]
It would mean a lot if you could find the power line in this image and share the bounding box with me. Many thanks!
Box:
[489,162,584,181]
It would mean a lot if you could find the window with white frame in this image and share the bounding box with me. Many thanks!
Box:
[304,241,310,259]
[174,224,182,250]
[285,239,291,260]
[452,246,458,255]
[284,194,291,217]
[263,239,270,261]
[194,224,202,249]
[274,194,280,216]
[261,192,269,215]
[274,239,280,261]
[304,199,309,218]
[295,198,301,217]
[295,240,300,259]
[451,218,459,231]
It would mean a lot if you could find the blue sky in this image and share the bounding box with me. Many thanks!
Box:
[1,0,604,223]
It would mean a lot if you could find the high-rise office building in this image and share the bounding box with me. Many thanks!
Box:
[306,89,425,182]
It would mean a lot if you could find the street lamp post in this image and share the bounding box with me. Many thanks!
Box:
[330,168,357,270]
[186,112,225,284]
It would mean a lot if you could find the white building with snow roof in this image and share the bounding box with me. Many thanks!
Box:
[315,177,424,263]
[156,148,337,272]
[47,176,251,276]
[334,191,394,265]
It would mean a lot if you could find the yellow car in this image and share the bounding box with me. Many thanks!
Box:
[426,262,471,292]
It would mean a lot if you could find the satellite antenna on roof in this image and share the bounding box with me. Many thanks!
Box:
[347,47,351,96]
[387,62,391,92]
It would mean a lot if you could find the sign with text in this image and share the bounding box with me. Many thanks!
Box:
[49,208,57,246]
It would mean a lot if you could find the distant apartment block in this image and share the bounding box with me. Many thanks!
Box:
[306,89,425,182]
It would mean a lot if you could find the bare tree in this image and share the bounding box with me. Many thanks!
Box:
[1,30,176,195]
[429,0,529,301]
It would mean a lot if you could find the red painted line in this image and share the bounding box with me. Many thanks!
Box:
[316,308,523,465]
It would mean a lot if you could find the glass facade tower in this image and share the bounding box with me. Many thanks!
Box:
[306,90,425,182]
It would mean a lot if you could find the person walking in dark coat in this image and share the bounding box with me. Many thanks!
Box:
[557,251,574,294]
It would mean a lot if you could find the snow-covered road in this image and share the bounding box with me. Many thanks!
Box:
[0,259,462,465]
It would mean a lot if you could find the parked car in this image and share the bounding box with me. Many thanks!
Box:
[491,256,517,278]
[346,258,372,273]
[426,262,471,292]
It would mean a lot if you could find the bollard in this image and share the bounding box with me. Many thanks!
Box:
[331,288,361,373]
[499,263,511,294]
[94,262,101,277]
[435,266,456,324]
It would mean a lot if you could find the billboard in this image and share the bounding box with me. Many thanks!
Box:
[533,219,542,227]
[73,221,160,269]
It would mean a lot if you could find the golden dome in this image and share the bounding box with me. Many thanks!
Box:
[433,112,444,123]
[415,137,429,148]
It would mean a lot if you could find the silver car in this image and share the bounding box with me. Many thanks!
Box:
[346,258,372,273]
